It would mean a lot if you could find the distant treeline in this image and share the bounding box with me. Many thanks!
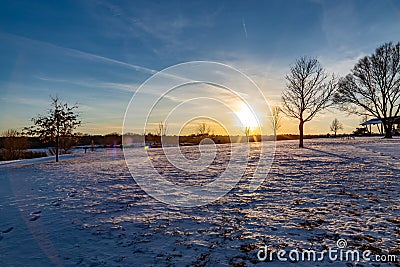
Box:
[276,134,338,141]
[0,133,125,161]
[0,134,123,150]
[0,132,385,151]
[1,132,385,150]
[276,132,383,141]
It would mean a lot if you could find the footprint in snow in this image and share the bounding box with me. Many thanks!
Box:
[2,227,13,233]
[29,215,40,221]
[29,211,41,221]
[0,226,14,241]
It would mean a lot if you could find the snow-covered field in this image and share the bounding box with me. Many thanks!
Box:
[0,137,399,266]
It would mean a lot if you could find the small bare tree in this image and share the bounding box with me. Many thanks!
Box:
[282,56,337,147]
[26,97,81,162]
[155,121,167,136]
[334,42,400,138]
[196,122,211,136]
[243,126,251,138]
[271,106,283,134]
[330,118,343,137]
[1,129,28,160]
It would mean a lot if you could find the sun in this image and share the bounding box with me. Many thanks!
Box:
[235,103,260,130]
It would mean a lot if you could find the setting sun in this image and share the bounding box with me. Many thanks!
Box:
[235,103,260,130]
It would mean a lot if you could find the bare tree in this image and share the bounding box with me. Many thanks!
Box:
[282,56,337,147]
[196,122,211,136]
[330,118,343,137]
[1,129,28,160]
[243,126,251,138]
[271,106,283,134]
[155,121,167,136]
[334,42,400,138]
[26,97,81,162]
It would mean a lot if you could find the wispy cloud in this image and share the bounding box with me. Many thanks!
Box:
[35,75,138,93]
[87,0,221,55]
[1,32,199,93]
[9,97,49,107]
[0,32,158,75]
[320,53,366,76]
[242,18,248,38]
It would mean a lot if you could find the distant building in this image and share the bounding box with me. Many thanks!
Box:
[360,116,400,135]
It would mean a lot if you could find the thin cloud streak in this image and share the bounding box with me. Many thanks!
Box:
[34,75,138,93]
[0,32,158,75]
[242,18,248,38]
[1,32,195,91]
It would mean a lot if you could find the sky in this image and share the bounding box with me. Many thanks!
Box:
[1,0,400,135]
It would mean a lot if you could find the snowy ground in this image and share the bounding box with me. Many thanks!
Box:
[0,137,399,266]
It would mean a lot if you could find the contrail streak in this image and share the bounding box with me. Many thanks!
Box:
[242,18,248,38]
[0,32,158,75]
[0,32,199,84]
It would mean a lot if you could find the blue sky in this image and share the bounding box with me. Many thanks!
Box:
[1,0,399,135]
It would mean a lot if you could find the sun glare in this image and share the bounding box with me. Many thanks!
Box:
[235,103,259,130]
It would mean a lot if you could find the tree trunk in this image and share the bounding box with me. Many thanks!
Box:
[299,119,304,148]
[384,122,393,138]
[55,134,59,162]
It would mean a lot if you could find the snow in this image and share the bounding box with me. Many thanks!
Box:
[0,138,399,266]
[0,154,77,168]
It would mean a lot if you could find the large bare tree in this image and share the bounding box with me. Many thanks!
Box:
[26,97,81,162]
[334,42,400,138]
[282,56,337,147]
